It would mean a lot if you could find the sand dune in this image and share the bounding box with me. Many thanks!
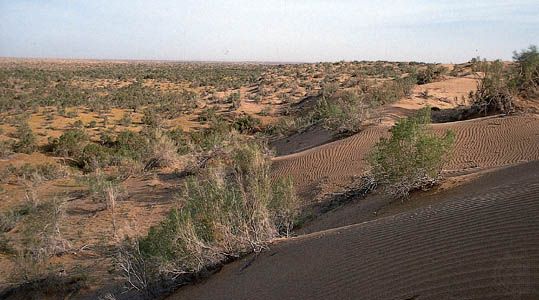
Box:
[170,161,539,300]
[272,114,539,198]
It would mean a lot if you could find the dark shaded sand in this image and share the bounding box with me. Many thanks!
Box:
[170,161,539,300]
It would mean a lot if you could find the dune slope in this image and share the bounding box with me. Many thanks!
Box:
[272,114,539,198]
[171,161,539,300]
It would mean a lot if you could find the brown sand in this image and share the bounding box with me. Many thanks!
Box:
[170,161,539,300]
[272,114,539,199]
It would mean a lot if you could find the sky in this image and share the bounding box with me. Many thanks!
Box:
[0,0,538,63]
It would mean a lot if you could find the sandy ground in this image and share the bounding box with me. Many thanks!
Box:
[272,114,539,200]
[169,161,539,300]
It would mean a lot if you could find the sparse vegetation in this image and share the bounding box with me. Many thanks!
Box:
[12,121,37,154]
[511,45,539,98]
[128,140,298,289]
[415,65,448,85]
[469,60,514,115]
[369,108,455,198]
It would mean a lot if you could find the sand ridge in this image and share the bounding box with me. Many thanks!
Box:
[170,161,539,300]
[272,114,539,199]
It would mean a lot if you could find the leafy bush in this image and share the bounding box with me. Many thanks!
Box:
[368,77,416,105]
[12,122,37,154]
[113,130,151,162]
[232,115,261,134]
[141,108,162,128]
[511,45,539,98]
[137,141,298,276]
[369,108,455,198]
[79,143,113,171]
[0,140,14,158]
[415,65,447,85]
[50,129,89,157]
[312,90,370,132]
[469,60,513,115]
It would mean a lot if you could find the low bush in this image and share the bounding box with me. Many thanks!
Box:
[10,197,70,285]
[415,65,448,85]
[469,60,514,115]
[369,108,455,198]
[49,129,90,157]
[232,115,261,134]
[12,122,37,154]
[312,90,370,132]
[511,45,539,98]
[134,140,298,279]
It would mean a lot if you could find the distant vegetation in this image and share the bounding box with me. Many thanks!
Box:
[0,46,537,298]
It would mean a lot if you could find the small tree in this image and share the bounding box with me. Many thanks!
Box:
[511,45,539,98]
[369,108,455,198]
[469,60,513,115]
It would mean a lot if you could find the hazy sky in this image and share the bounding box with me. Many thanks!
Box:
[0,0,537,63]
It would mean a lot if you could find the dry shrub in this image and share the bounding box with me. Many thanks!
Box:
[10,197,70,284]
[469,60,514,115]
[144,129,181,170]
[126,140,298,289]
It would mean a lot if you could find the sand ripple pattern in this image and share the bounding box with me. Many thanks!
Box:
[171,162,539,299]
[272,115,539,196]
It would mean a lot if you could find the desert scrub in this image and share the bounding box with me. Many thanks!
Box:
[12,121,37,154]
[49,129,90,157]
[312,90,370,132]
[369,108,455,198]
[232,114,261,134]
[469,60,514,115]
[414,64,448,85]
[135,140,298,277]
[0,162,68,184]
[10,197,70,284]
[511,45,539,98]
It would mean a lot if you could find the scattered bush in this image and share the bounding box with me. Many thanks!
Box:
[11,197,70,284]
[12,122,37,154]
[312,90,369,132]
[415,65,447,85]
[511,45,539,98]
[0,162,68,184]
[369,108,455,198]
[469,60,514,115]
[232,115,261,134]
[49,129,90,157]
[136,140,298,278]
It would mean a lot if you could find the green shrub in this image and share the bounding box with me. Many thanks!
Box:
[141,108,162,128]
[368,77,415,105]
[12,122,37,154]
[113,130,151,162]
[137,141,298,275]
[1,163,68,184]
[189,119,230,151]
[232,115,261,134]
[369,108,455,198]
[511,45,539,98]
[78,143,113,171]
[415,65,447,85]
[0,140,14,158]
[50,129,89,157]
[166,128,191,155]
[119,112,133,126]
[312,90,369,132]
[469,60,513,115]
[197,107,219,124]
